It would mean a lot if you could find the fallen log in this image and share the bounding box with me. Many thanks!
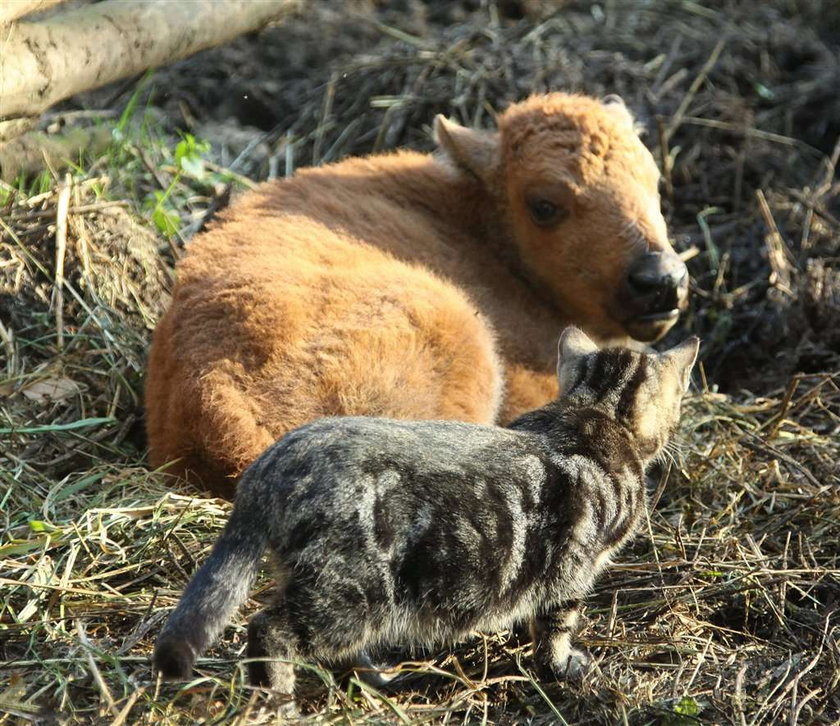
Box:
[0,0,69,25]
[0,118,37,144]
[0,0,299,122]
[0,125,112,181]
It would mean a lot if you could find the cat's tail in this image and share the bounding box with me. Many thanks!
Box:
[153,485,270,680]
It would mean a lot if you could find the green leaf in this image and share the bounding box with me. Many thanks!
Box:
[674,696,700,716]
[179,154,205,179]
[175,133,210,180]
[152,205,179,236]
[28,520,58,534]
[754,82,775,100]
[0,416,115,435]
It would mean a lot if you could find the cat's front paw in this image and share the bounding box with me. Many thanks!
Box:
[543,647,593,682]
[352,651,402,687]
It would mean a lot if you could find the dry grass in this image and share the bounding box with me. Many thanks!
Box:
[2,0,840,724]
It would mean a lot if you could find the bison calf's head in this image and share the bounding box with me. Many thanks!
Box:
[435,93,689,343]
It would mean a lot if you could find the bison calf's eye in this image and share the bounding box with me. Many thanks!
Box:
[528,198,566,228]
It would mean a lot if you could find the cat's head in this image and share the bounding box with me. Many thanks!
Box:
[556,326,699,459]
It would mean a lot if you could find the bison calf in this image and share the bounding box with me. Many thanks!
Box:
[145,92,688,496]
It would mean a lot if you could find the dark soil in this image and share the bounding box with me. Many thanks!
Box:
[4,3,837,724]
[67,0,840,395]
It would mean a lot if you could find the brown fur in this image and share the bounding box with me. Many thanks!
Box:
[146,93,685,496]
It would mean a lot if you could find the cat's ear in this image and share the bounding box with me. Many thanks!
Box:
[661,336,700,392]
[434,115,498,184]
[556,326,598,389]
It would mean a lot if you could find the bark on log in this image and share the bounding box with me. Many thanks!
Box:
[0,0,69,25]
[0,0,299,121]
[0,125,112,181]
[0,117,37,143]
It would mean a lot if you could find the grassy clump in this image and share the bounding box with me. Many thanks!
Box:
[2,0,839,723]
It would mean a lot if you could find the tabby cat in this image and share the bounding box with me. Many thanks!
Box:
[153,327,699,698]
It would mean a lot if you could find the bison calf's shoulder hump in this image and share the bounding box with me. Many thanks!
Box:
[145,92,687,495]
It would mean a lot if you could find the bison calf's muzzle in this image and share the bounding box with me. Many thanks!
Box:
[619,251,689,342]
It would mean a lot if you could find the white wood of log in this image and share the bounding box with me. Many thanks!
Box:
[0,0,69,25]
[0,0,299,120]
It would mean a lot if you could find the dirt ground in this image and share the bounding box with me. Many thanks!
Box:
[121,0,840,392]
[1,1,839,724]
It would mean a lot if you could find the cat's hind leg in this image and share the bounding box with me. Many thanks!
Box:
[530,600,592,680]
[246,606,299,698]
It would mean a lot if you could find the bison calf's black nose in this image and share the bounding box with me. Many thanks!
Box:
[617,252,689,341]
[627,252,688,308]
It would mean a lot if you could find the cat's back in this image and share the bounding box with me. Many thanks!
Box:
[256,415,536,474]
[240,416,565,609]
[239,415,551,512]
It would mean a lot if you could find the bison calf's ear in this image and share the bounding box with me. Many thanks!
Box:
[601,93,638,132]
[602,93,626,108]
[433,115,499,184]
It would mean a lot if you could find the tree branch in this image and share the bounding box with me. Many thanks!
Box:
[0,0,300,121]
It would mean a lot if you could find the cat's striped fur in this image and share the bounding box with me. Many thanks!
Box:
[153,327,699,698]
